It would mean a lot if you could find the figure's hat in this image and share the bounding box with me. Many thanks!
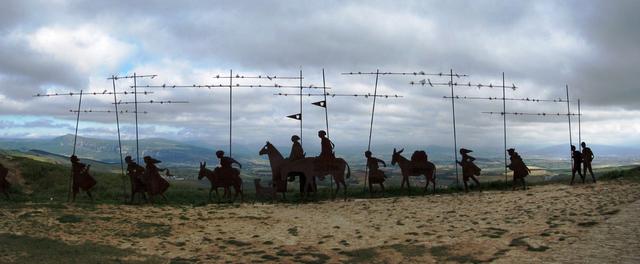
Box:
[291,135,300,141]
[70,155,79,162]
[143,156,161,164]
[460,148,473,154]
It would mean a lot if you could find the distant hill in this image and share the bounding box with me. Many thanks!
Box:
[0,135,218,166]
[521,144,640,159]
[1,135,637,167]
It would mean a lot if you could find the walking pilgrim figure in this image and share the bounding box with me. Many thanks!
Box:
[143,156,170,201]
[125,156,147,203]
[581,142,596,183]
[70,155,97,202]
[457,148,481,193]
[507,148,529,191]
[365,150,387,194]
[570,145,585,185]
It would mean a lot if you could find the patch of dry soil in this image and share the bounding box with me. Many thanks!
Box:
[2,179,640,263]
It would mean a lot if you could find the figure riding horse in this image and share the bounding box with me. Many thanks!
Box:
[259,142,351,200]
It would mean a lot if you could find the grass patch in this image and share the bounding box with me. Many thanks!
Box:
[482,227,509,239]
[2,152,640,206]
[224,239,251,247]
[341,247,379,263]
[577,221,599,227]
[287,227,299,236]
[57,214,82,223]
[429,245,481,263]
[130,222,172,238]
[0,233,164,264]
[389,244,427,258]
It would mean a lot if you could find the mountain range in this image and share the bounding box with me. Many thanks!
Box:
[0,134,637,166]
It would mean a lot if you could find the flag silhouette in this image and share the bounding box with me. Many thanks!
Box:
[311,100,326,108]
[287,113,302,120]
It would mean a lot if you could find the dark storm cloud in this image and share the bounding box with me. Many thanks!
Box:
[0,0,638,148]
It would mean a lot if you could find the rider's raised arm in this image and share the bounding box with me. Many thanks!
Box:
[232,158,243,168]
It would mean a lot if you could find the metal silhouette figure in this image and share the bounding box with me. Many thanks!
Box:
[318,130,335,161]
[288,135,315,193]
[198,162,243,203]
[259,142,289,197]
[142,156,170,202]
[457,148,481,193]
[0,163,10,200]
[391,148,436,194]
[365,151,386,195]
[70,155,97,202]
[289,135,305,161]
[581,142,596,183]
[507,148,529,190]
[260,142,350,200]
[125,156,147,203]
[570,145,585,185]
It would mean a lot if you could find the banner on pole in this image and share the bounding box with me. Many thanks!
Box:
[287,113,302,120]
[311,100,326,108]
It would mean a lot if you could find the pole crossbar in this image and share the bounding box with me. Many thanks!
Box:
[342,71,468,77]
[69,109,149,114]
[443,96,570,102]
[410,79,517,90]
[34,91,153,97]
[482,111,581,116]
[274,92,402,98]
[213,75,302,80]
[113,100,189,105]
[108,74,157,80]
[132,84,328,89]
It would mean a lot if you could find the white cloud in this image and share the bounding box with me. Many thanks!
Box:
[26,25,133,73]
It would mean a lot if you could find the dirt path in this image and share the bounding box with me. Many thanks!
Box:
[1,179,640,263]
[543,199,640,264]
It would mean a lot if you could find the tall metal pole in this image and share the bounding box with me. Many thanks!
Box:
[578,99,582,151]
[72,91,83,156]
[133,72,140,163]
[322,69,330,138]
[322,69,333,196]
[566,85,573,168]
[229,69,233,157]
[69,90,83,202]
[112,76,127,202]
[364,69,380,191]
[450,69,459,187]
[502,72,508,185]
[299,69,303,145]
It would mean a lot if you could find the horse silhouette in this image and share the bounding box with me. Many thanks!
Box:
[198,162,243,203]
[260,141,350,200]
[391,148,436,194]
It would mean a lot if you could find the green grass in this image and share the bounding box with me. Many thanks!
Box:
[1,153,639,207]
[0,233,164,264]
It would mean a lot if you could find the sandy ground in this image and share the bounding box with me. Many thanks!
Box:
[1,178,640,263]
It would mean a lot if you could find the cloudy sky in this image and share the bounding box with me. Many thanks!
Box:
[1,0,639,154]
